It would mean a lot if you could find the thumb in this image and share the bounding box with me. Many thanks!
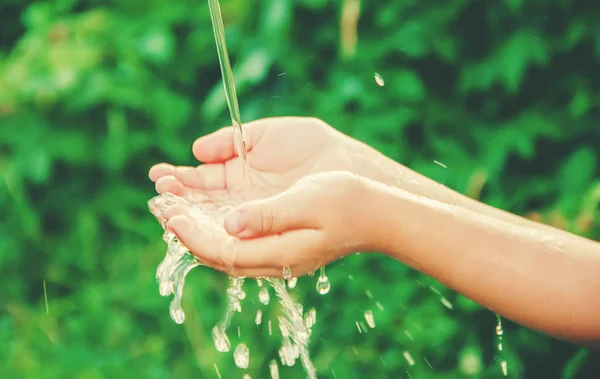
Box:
[223,193,314,238]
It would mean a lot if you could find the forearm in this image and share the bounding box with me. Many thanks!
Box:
[366,147,579,238]
[366,181,600,346]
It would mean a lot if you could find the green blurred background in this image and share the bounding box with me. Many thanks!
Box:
[1,0,600,378]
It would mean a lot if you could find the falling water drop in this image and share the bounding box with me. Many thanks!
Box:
[403,351,415,366]
[374,72,385,86]
[440,296,454,310]
[501,361,508,376]
[282,267,292,280]
[243,374,252,379]
[307,271,315,277]
[316,266,330,295]
[255,309,263,325]
[269,359,280,379]
[364,310,375,328]
[287,277,298,289]
[258,287,270,305]
[304,308,317,328]
[316,275,330,295]
[212,325,231,352]
[170,307,185,324]
[234,343,250,369]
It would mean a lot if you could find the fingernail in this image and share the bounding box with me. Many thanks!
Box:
[225,211,246,235]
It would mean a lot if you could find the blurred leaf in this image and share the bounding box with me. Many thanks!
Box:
[561,349,590,379]
[557,147,596,196]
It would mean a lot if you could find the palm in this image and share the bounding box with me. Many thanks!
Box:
[150,117,354,196]
[227,118,340,190]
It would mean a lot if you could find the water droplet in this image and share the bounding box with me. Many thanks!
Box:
[365,290,373,299]
[355,321,363,333]
[269,359,279,379]
[287,277,298,288]
[374,72,385,86]
[304,308,317,328]
[258,287,270,305]
[375,301,384,311]
[268,320,272,336]
[170,306,185,324]
[212,326,231,352]
[501,360,508,376]
[279,338,297,366]
[243,374,252,379]
[440,296,454,310]
[364,310,375,328]
[434,160,447,168]
[316,275,330,295]
[256,278,263,287]
[403,351,415,366]
[233,343,250,369]
[282,267,292,280]
[255,309,263,325]
[496,324,504,336]
[307,271,315,277]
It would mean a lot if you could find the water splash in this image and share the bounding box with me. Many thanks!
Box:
[267,278,317,378]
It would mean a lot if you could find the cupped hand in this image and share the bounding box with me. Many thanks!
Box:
[162,171,373,278]
[148,117,386,197]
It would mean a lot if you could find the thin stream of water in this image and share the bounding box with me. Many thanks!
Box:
[206,0,250,191]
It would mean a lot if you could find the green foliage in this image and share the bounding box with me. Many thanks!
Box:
[1,0,599,378]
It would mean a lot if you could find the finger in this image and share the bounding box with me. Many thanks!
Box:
[150,163,230,190]
[223,191,318,238]
[149,163,176,182]
[155,176,186,196]
[193,119,266,163]
[167,207,322,271]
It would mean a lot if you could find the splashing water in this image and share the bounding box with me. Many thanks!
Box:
[148,1,324,377]
[374,72,385,86]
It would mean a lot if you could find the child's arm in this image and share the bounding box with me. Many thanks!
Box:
[366,181,600,348]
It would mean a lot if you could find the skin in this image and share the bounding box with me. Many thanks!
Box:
[149,116,600,348]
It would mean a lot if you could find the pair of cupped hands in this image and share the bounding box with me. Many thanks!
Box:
[149,117,391,278]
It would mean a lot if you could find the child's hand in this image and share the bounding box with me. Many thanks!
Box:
[148,117,387,197]
[163,171,373,278]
